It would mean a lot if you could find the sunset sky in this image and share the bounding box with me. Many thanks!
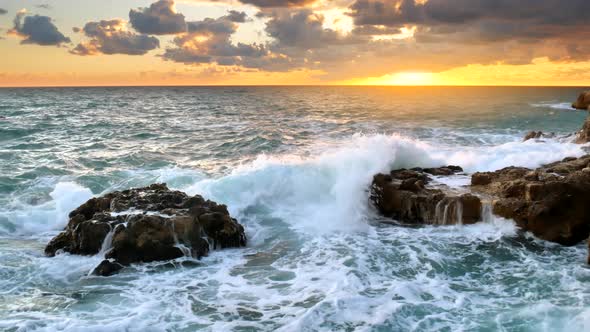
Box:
[1,0,590,86]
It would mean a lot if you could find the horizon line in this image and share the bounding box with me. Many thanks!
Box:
[0,84,589,88]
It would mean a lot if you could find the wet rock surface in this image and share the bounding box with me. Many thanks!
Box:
[92,260,124,277]
[46,184,247,275]
[371,166,482,225]
[471,155,590,246]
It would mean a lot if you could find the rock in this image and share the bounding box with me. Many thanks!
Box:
[198,213,246,249]
[92,260,124,276]
[46,184,247,274]
[423,165,463,176]
[371,166,482,225]
[572,91,590,110]
[471,155,590,246]
[523,131,555,141]
[471,167,531,190]
[71,221,112,255]
[575,117,590,144]
[471,173,492,186]
[105,215,202,265]
[45,231,73,257]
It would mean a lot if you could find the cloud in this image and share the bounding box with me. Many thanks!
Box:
[0,8,7,15]
[162,11,296,70]
[226,10,249,23]
[129,0,187,35]
[349,0,590,40]
[238,0,318,8]
[71,19,160,56]
[9,10,71,46]
[265,9,362,49]
[36,4,52,10]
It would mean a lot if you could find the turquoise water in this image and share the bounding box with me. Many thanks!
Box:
[0,87,589,331]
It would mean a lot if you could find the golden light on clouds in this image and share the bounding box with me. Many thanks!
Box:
[318,8,354,34]
[1,0,590,86]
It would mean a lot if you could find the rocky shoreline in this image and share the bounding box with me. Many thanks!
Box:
[372,93,590,263]
[46,92,590,274]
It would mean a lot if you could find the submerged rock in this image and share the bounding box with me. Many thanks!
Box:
[45,184,247,276]
[370,166,482,225]
[471,156,590,246]
[92,259,124,276]
[572,91,590,110]
[523,131,555,142]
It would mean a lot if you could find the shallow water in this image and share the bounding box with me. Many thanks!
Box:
[0,86,589,331]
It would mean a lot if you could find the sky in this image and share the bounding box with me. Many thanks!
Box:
[1,0,590,86]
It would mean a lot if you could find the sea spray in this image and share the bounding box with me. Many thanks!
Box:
[0,182,92,236]
[185,134,443,234]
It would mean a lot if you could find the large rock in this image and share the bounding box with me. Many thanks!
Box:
[572,91,590,110]
[471,156,590,246]
[371,166,482,225]
[46,184,247,275]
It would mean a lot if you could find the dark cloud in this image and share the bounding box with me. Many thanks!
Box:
[265,9,362,49]
[265,9,339,49]
[10,11,71,46]
[0,8,7,15]
[238,0,318,8]
[226,10,249,23]
[341,0,590,69]
[129,0,187,35]
[349,0,590,38]
[71,19,160,56]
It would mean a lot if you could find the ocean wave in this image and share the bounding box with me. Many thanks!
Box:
[1,133,587,237]
[530,102,575,110]
[0,182,92,236]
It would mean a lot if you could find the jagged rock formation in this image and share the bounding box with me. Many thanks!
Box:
[471,156,590,246]
[45,184,246,276]
[371,166,482,225]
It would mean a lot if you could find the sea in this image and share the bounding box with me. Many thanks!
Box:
[0,86,589,331]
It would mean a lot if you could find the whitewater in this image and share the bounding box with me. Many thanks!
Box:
[1,86,589,331]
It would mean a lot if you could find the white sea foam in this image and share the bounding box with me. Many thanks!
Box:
[185,134,442,235]
[0,182,93,236]
[530,102,576,110]
[431,138,586,172]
